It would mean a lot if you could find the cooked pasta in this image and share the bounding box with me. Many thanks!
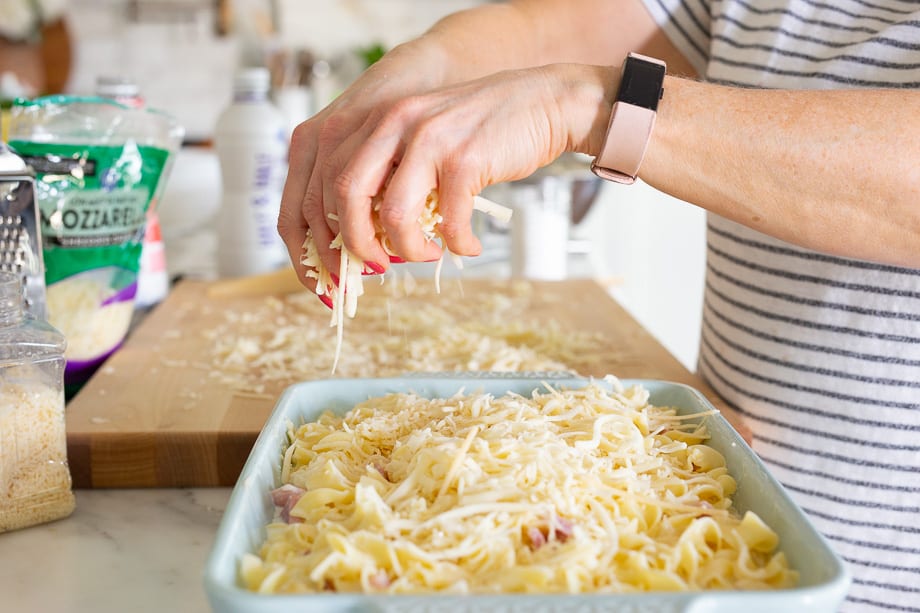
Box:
[240,377,797,594]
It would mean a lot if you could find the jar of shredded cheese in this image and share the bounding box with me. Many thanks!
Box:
[0,271,74,532]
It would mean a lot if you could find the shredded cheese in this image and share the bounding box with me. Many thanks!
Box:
[300,191,512,374]
[241,378,797,594]
[0,379,75,532]
[46,275,134,361]
[203,279,616,394]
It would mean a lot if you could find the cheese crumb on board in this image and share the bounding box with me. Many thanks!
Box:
[202,279,617,395]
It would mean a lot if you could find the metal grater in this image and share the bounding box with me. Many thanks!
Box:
[0,144,46,320]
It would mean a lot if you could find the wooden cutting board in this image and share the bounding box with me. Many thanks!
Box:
[65,272,742,488]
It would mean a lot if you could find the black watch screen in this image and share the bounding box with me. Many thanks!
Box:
[617,56,666,112]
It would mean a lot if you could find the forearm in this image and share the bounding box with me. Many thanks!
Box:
[639,79,920,267]
[403,2,541,84]
[399,0,689,86]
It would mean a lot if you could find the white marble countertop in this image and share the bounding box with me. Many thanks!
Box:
[0,488,231,613]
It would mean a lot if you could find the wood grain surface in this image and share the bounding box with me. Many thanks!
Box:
[65,273,743,488]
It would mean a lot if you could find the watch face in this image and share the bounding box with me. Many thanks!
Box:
[619,57,666,111]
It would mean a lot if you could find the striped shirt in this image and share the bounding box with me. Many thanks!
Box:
[639,1,920,611]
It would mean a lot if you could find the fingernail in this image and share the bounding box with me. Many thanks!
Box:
[388,255,406,264]
[330,273,339,287]
[364,261,386,274]
[318,294,333,310]
[424,257,442,263]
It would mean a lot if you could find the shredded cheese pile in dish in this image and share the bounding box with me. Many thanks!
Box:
[240,378,797,594]
[300,191,512,373]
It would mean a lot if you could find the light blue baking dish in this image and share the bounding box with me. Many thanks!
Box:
[204,374,850,612]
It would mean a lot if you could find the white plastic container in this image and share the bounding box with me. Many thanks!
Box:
[510,175,571,280]
[272,85,312,141]
[213,68,289,278]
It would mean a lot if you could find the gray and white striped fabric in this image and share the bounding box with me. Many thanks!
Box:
[639,1,920,610]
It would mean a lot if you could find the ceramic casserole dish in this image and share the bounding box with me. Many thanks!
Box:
[204,374,850,612]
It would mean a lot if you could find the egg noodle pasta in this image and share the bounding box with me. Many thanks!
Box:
[241,377,797,594]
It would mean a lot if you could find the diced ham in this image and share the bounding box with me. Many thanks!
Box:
[370,457,391,481]
[270,484,305,523]
[526,526,547,550]
[552,515,574,543]
[525,514,575,550]
[369,569,390,590]
[271,483,304,506]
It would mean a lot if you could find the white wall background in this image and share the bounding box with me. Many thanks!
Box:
[580,181,706,371]
[66,0,238,141]
[65,0,483,139]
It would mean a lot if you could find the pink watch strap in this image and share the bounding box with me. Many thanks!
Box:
[590,101,657,185]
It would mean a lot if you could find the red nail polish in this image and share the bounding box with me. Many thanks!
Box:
[364,261,386,274]
[330,273,339,287]
[388,255,406,264]
[318,294,334,310]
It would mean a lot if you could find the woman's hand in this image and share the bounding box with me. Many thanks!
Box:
[276,42,453,290]
[283,62,615,282]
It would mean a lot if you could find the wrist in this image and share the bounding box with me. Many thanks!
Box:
[375,37,453,91]
[590,54,667,184]
[543,64,620,157]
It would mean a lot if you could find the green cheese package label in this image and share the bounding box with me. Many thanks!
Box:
[8,96,182,388]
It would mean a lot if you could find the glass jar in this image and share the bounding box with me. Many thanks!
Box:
[0,271,74,532]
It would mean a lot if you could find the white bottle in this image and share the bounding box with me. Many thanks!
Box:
[213,68,289,278]
[510,176,572,281]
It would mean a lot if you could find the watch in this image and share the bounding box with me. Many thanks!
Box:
[590,52,667,184]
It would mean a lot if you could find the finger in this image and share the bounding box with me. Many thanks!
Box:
[319,112,391,239]
[304,112,354,244]
[331,111,411,269]
[301,164,341,284]
[377,146,444,262]
[320,152,341,240]
[433,157,483,257]
[278,121,318,291]
[322,132,391,270]
[304,109,359,276]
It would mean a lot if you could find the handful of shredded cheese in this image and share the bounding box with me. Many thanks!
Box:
[241,378,797,594]
[300,191,511,373]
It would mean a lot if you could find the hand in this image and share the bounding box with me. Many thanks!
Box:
[277,42,452,292]
[316,63,615,271]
